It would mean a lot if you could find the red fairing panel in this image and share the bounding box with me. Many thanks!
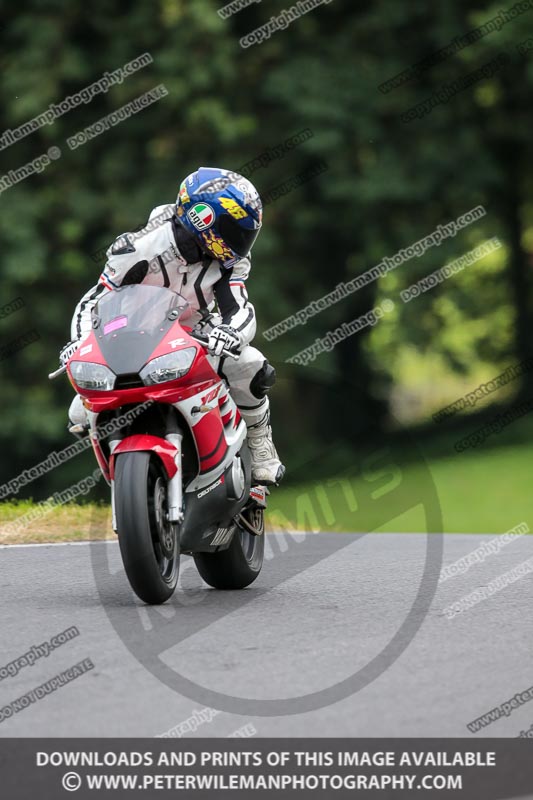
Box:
[66,332,107,395]
[192,409,228,474]
[221,410,232,426]
[78,379,219,413]
[148,325,198,360]
[109,435,179,480]
[91,434,111,482]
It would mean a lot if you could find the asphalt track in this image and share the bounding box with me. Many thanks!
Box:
[0,533,531,738]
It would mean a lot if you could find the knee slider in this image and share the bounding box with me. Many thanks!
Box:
[250,360,276,399]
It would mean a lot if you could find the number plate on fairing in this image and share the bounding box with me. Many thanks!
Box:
[249,486,267,508]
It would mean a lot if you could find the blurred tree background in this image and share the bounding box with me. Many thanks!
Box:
[0,0,532,526]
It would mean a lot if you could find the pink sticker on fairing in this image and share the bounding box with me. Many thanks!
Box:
[103,316,128,335]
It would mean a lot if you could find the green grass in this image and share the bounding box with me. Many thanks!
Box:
[416,444,532,533]
[0,439,531,543]
[268,441,532,534]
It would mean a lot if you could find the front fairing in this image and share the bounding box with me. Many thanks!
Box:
[67,285,220,410]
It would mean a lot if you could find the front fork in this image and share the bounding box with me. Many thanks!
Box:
[165,433,184,524]
[109,439,120,533]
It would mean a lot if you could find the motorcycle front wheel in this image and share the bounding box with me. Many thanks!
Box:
[115,451,180,604]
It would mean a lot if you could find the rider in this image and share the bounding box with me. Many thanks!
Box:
[62,167,285,486]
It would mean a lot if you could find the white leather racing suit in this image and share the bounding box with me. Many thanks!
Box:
[69,205,283,484]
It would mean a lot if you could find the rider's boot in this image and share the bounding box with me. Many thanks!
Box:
[239,399,285,486]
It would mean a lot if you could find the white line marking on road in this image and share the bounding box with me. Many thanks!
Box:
[0,532,321,549]
[0,540,114,549]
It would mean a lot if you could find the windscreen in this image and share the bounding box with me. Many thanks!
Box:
[93,284,189,333]
[91,285,190,377]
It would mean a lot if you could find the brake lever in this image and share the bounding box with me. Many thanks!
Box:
[222,348,240,360]
[190,332,209,345]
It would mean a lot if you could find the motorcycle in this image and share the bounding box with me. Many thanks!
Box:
[49,284,268,605]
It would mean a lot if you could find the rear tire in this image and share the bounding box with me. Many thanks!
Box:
[194,507,264,590]
[115,451,179,604]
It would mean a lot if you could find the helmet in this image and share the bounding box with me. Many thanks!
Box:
[176,167,263,268]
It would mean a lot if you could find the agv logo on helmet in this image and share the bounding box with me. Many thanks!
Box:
[187,203,215,231]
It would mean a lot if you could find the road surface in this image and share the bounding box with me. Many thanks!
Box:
[0,533,531,738]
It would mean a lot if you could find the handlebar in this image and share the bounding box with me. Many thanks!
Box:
[48,365,67,380]
[190,332,240,360]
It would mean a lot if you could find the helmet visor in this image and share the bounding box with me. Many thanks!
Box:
[217,214,260,257]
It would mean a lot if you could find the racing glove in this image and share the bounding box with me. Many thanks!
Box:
[207,325,241,357]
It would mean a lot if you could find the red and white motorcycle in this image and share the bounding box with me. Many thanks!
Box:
[50,284,268,604]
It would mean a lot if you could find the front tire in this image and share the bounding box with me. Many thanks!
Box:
[115,451,180,604]
[194,507,264,590]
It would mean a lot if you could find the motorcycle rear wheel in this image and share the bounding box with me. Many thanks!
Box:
[115,451,180,604]
[193,506,264,590]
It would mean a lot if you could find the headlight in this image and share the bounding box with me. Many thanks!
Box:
[70,361,116,391]
[140,348,196,386]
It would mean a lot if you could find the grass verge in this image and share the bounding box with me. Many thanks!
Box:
[0,440,530,544]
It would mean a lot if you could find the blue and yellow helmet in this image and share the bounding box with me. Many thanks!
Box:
[176,167,263,267]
